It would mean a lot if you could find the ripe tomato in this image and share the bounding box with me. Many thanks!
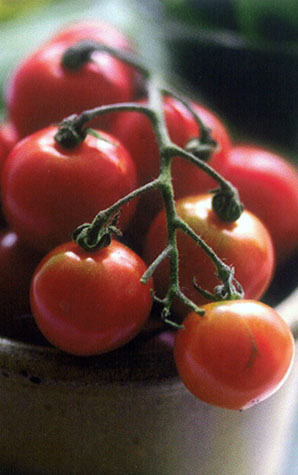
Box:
[2,126,137,252]
[6,23,136,138]
[221,144,298,263]
[174,300,295,410]
[30,240,154,356]
[144,194,275,318]
[0,229,43,320]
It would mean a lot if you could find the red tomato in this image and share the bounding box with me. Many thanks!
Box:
[0,229,43,319]
[174,300,295,410]
[221,145,298,263]
[6,24,135,138]
[0,121,18,178]
[30,240,154,356]
[2,126,137,252]
[144,194,275,318]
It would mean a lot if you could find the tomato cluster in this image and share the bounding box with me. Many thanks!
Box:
[0,20,296,410]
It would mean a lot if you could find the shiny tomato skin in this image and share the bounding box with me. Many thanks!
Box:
[174,300,295,410]
[144,194,275,318]
[6,35,135,138]
[30,240,154,356]
[2,126,137,252]
[221,145,298,263]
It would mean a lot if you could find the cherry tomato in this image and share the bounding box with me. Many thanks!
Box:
[174,300,295,410]
[221,144,298,263]
[6,24,135,138]
[144,194,275,318]
[30,240,154,356]
[0,229,43,320]
[2,126,137,252]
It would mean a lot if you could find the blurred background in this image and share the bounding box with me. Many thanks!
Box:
[0,1,297,473]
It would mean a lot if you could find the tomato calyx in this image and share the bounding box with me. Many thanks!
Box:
[185,134,217,162]
[61,39,104,71]
[212,186,244,222]
[72,211,122,252]
[54,114,87,149]
[193,263,244,302]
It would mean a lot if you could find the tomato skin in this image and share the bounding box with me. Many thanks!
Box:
[1,126,137,252]
[144,194,275,318]
[174,300,295,410]
[6,29,135,138]
[30,240,154,356]
[221,145,298,263]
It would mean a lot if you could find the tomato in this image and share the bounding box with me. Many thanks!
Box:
[221,144,298,263]
[30,239,154,356]
[174,300,295,410]
[0,121,18,179]
[144,194,275,318]
[5,23,136,138]
[0,229,43,320]
[111,96,231,247]
[1,126,137,252]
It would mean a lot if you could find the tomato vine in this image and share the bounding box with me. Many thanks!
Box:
[54,39,245,327]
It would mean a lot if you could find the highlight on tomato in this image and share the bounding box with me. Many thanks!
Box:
[5,20,136,138]
[221,144,298,264]
[174,300,295,410]
[30,239,154,356]
[1,126,138,252]
[144,194,275,319]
